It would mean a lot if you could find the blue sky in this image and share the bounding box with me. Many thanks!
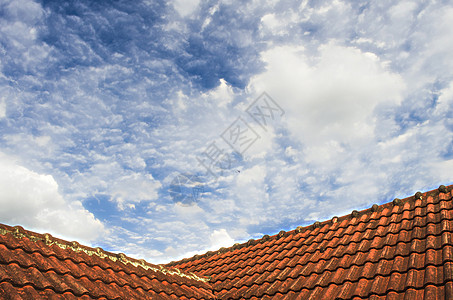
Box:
[0,0,452,263]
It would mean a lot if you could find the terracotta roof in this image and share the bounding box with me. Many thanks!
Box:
[0,223,214,299]
[167,185,453,299]
[1,184,452,299]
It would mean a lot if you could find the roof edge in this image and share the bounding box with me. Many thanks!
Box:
[0,223,209,283]
[166,184,452,267]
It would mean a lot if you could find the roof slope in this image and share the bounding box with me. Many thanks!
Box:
[0,223,215,299]
[167,185,453,299]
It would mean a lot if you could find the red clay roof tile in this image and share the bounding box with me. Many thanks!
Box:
[165,184,453,299]
[0,223,215,299]
[2,184,452,299]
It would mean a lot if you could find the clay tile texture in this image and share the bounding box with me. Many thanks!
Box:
[167,184,453,299]
[1,184,453,299]
[0,223,214,299]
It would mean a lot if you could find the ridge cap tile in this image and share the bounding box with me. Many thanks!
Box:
[0,223,209,284]
[0,223,215,299]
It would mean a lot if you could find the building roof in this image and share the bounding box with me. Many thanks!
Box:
[167,185,453,299]
[1,184,452,299]
[0,223,214,299]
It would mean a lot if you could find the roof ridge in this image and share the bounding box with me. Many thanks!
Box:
[166,184,452,267]
[190,191,452,272]
[0,224,209,283]
[0,244,215,294]
[189,207,452,276]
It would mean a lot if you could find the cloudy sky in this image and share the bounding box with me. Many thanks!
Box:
[1,0,452,263]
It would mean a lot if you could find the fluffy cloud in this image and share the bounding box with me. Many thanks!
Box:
[207,229,235,251]
[0,0,51,76]
[248,43,405,183]
[0,152,104,243]
[171,0,200,17]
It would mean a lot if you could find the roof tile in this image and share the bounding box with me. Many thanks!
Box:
[166,184,453,299]
[0,224,215,299]
[3,184,452,299]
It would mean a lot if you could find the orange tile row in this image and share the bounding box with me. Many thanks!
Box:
[172,192,452,274]
[211,245,453,291]
[0,261,216,299]
[0,242,213,293]
[168,186,453,299]
[250,282,452,300]
[0,281,184,300]
[1,186,451,299]
[216,265,453,299]
[175,204,452,280]
[0,226,215,299]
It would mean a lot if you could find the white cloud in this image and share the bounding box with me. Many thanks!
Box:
[0,0,51,74]
[353,2,453,89]
[112,173,163,208]
[249,43,405,165]
[70,161,162,209]
[172,0,200,17]
[201,78,236,108]
[209,229,234,249]
[227,164,271,226]
[413,6,453,83]
[435,82,453,114]
[2,0,44,24]
[0,97,5,118]
[0,152,104,243]
[260,12,299,37]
